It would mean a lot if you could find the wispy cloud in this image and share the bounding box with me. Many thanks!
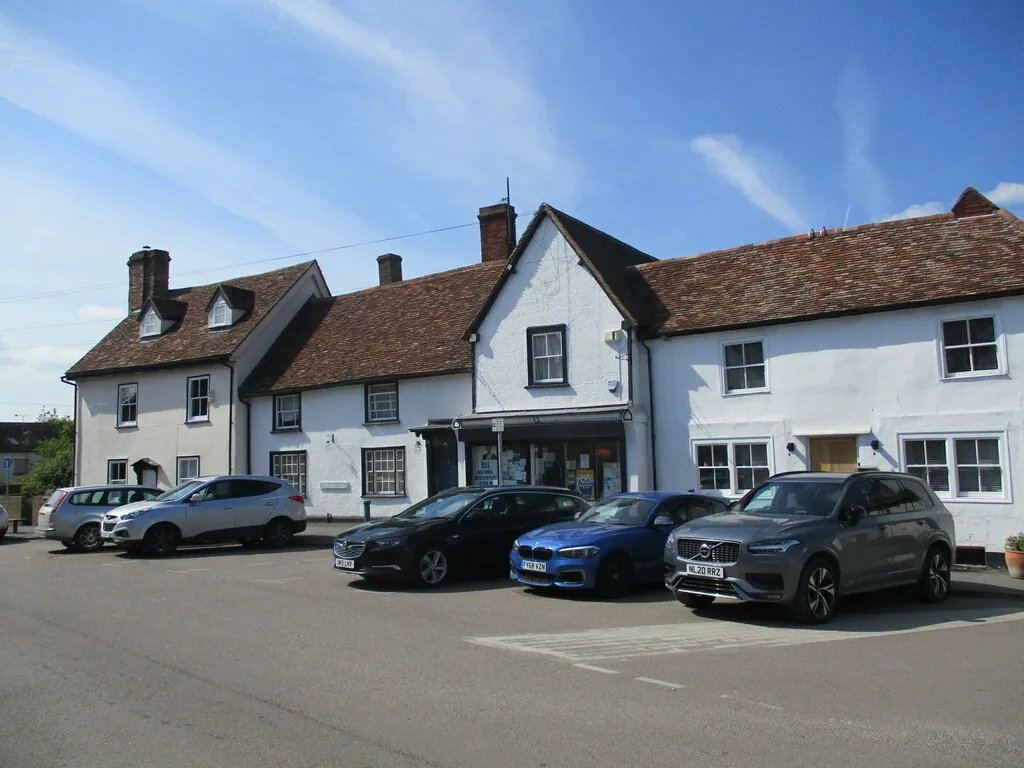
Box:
[837,63,887,217]
[986,182,1024,207]
[77,305,125,320]
[690,134,808,232]
[0,14,361,248]
[880,201,945,222]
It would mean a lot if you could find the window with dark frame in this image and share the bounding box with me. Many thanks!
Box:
[942,317,999,376]
[362,447,406,496]
[270,450,307,496]
[117,383,138,427]
[274,393,301,431]
[176,455,200,484]
[723,341,766,392]
[527,325,567,385]
[365,382,398,423]
[107,458,128,485]
[187,375,210,422]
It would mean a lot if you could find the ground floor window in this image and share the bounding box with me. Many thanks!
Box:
[270,450,307,496]
[362,447,406,496]
[695,441,770,495]
[107,458,128,485]
[903,434,1005,498]
[176,455,200,484]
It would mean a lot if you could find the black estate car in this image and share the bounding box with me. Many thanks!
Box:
[333,486,589,587]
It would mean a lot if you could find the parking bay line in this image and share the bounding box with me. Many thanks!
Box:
[574,663,619,674]
[635,677,683,690]
[167,567,210,574]
[254,577,304,584]
[240,561,276,568]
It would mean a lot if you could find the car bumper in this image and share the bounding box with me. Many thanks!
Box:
[332,543,415,579]
[509,551,598,589]
[100,521,145,544]
[664,551,801,604]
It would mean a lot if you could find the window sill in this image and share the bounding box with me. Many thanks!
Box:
[722,388,770,397]
[115,423,138,430]
[364,420,400,426]
[939,495,1012,505]
[272,427,302,433]
[185,418,210,425]
[939,370,1007,382]
[361,494,409,500]
[525,382,569,389]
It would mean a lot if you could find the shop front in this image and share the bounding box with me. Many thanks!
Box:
[452,407,630,502]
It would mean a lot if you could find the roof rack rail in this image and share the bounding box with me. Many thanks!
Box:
[855,466,880,472]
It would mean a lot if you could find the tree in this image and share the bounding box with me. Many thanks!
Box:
[19,411,74,497]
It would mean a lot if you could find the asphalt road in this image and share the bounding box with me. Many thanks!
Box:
[2,530,1023,768]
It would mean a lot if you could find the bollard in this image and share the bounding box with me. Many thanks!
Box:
[362,499,371,521]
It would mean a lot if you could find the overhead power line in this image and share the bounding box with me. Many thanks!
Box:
[0,221,478,306]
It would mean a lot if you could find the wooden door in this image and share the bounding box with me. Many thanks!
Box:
[809,437,858,472]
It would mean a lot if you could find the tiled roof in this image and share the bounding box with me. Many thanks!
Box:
[66,262,316,378]
[241,261,506,396]
[636,190,1024,337]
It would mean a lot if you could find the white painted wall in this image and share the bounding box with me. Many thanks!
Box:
[250,374,471,518]
[474,218,633,412]
[651,297,1024,552]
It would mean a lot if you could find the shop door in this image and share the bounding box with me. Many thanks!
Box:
[809,437,858,472]
[427,432,458,496]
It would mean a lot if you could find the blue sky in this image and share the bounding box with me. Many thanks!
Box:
[1,0,1022,421]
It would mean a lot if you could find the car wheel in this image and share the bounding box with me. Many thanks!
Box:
[415,548,451,588]
[676,592,715,609]
[72,523,103,552]
[263,518,293,549]
[917,545,951,603]
[143,523,180,557]
[594,554,632,599]
[789,557,838,625]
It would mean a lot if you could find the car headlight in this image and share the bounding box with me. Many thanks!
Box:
[512,539,521,550]
[747,539,801,554]
[118,508,151,521]
[371,538,402,549]
[557,545,599,559]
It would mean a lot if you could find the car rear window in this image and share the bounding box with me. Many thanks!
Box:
[43,490,67,507]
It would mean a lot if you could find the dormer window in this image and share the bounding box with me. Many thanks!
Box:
[205,286,252,329]
[209,297,230,328]
[140,309,160,338]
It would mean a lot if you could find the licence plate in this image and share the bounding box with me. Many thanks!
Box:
[522,560,546,572]
[686,563,724,579]
[335,558,355,570]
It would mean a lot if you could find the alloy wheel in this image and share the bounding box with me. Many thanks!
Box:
[806,566,836,620]
[419,551,448,585]
[927,551,950,598]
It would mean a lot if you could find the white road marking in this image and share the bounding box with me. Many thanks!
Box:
[466,610,1024,662]
[167,568,210,574]
[573,663,619,674]
[301,558,328,563]
[254,577,304,584]
[241,561,276,568]
[100,563,125,567]
[635,677,683,690]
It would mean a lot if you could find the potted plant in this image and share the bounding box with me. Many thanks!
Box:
[1006,533,1024,580]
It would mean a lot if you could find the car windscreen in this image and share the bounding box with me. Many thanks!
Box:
[396,490,484,519]
[154,480,205,503]
[577,496,655,526]
[742,481,843,516]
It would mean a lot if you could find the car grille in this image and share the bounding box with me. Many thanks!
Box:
[334,541,366,559]
[677,539,740,564]
[516,569,556,586]
[517,546,554,561]
[102,521,115,532]
[677,576,738,597]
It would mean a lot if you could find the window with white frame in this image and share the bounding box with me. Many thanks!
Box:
[187,375,210,422]
[941,316,1000,377]
[209,297,230,328]
[723,340,766,393]
[274,393,301,431]
[117,383,138,427]
[365,382,398,423]
[140,309,159,338]
[527,325,567,385]
[903,435,1004,497]
[696,441,770,494]
[107,458,128,485]
[270,450,307,496]
[176,455,200,484]
[362,447,406,496]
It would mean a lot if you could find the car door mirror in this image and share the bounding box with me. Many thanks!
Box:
[652,515,675,528]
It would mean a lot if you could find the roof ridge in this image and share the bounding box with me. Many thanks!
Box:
[325,260,503,300]
[168,260,315,294]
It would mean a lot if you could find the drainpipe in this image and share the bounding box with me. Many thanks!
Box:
[237,392,252,475]
[219,362,235,475]
[60,375,78,486]
[638,337,657,490]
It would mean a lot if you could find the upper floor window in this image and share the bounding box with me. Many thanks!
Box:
[140,309,159,338]
[723,340,766,393]
[187,375,210,422]
[903,434,1005,498]
[209,297,230,328]
[941,316,1001,378]
[696,441,770,495]
[365,382,398,423]
[527,324,567,386]
[274,393,301,431]
[362,447,406,496]
[117,383,138,427]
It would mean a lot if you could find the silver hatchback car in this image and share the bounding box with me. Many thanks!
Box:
[35,485,161,551]
[100,475,307,556]
[664,470,956,624]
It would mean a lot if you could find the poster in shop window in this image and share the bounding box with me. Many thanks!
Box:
[576,469,595,500]
[602,462,621,497]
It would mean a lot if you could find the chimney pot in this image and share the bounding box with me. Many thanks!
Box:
[376,253,403,285]
[127,248,171,314]
[478,202,517,263]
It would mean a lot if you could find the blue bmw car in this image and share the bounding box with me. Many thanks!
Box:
[510,491,729,598]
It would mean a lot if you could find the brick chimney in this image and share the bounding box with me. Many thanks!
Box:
[377,253,403,285]
[478,202,516,263]
[128,247,171,314]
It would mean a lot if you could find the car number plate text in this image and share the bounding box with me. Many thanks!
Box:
[335,558,355,570]
[686,563,724,578]
[522,560,546,572]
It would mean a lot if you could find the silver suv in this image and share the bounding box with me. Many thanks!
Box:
[35,485,161,551]
[100,475,307,556]
[664,470,956,624]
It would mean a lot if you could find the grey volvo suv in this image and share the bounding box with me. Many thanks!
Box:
[664,470,956,624]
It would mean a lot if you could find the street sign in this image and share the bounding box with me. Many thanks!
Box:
[491,418,504,433]
[2,457,11,469]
